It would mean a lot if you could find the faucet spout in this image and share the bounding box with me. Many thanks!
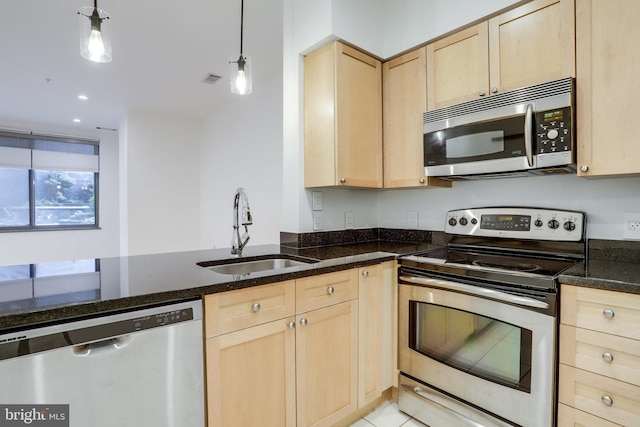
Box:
[231,187,252,256]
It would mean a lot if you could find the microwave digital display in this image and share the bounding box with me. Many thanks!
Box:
[543,110,563,122]
[481,214,531,231]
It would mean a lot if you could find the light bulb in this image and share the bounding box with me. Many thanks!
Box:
[88,29,105,60]
[235,69,247,94]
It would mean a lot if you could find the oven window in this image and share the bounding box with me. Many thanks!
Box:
[409,301,532,393]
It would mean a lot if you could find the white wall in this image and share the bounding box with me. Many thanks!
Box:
[0,120,120,265]
[200,76,284,250]
[123,110,203,256]
[283,0,640,241]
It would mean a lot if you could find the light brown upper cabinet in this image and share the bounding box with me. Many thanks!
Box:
[382,48,451,189]
[427,0,575,110]
[304,41,383,188]
[575,0,640,177]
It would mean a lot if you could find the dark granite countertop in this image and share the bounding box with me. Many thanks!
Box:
[0,240,438,332]
[559,260,640,294]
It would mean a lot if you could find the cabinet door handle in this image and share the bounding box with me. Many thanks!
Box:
[602,352,614,363]
[601,395,613,406]
[288,321,295,329]
[327,286,334,295]
[300,318,308,326]
[340,178,346,184]
[362,270,369,277]
[603,309,615,319]
[580,165,589,172]
[491,86,498,94]
[478,90,486,97]
[252,302,261,312]
[419,178,425,184]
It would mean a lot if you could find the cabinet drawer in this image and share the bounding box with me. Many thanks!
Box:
[296,269,358,314]
[560,324,640,387]
[559,364,640,426]
[557,403,621,427]
[561,285,640,340]
[204,281,296,337]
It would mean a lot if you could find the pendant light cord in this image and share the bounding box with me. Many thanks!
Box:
[240,0,244,55]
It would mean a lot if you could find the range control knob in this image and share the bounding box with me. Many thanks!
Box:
[448,218,457,227]
[564,221,576,231]
[471,218,478,225]
[534,219,544,228]
[459,217,468,226]
[548,219,560,230]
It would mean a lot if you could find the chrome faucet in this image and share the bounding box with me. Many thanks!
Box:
[230,187,252,256]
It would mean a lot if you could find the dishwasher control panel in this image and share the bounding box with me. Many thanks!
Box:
[133,307,194,331]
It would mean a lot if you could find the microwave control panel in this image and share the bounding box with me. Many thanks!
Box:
[535,106,572,154]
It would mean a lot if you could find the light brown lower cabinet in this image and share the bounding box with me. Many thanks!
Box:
[204,263,394,427]
[206,318,297,427]
[559,284,640,426]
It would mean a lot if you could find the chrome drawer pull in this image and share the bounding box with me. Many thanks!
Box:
[287,321,295,329]
[252,302,261,312]
[603,309,615,319]
[601,395,613,406]
[602,352,614,363]
[327,286,334,295]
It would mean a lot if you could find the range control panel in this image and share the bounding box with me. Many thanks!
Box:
[445,207,585,241]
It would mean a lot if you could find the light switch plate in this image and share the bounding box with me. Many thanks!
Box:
[313,211,324,230]
[408,211,418,229]
[312,191,323,211]
[345,212,354,229]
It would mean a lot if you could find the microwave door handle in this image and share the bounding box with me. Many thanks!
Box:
[399,275,549,309]
[524,103,534,167]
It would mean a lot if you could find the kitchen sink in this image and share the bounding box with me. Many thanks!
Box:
[197,254,318,276]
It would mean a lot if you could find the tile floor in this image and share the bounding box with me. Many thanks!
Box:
[349,400,428,427]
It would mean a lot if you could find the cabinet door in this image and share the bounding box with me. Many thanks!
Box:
[358,264,383,407]
[383,48,451,188]
[304,42,336,188]
[488,0,575,94]
[576,0,640,176]
[336,43,383,188]
[206,318,296,427]
[296,300,358,427]
[426,23,489,110]
[559,364,640,426]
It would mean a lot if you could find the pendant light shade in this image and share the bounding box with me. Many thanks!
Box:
[230,0,252,94]
[230,54,252,95]
[78,0,112,63]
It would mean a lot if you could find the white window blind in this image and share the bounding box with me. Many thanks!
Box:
[0,146,31,169]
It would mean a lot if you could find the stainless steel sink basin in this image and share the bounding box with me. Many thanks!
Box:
[197,255,317,276]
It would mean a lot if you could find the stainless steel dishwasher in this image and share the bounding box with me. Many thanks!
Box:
[0,300,205,427]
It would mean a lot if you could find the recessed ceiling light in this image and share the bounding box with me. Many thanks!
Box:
[78,95,88,100]
[73,118,81,123]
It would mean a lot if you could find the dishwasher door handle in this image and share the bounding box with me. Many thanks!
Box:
[72,335,132,357]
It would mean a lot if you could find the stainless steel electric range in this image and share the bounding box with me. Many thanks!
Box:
[398,207,586,427]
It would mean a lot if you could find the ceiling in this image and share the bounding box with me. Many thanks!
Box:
[0,0,283,133]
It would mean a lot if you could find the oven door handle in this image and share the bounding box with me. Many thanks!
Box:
[399,275,549,309]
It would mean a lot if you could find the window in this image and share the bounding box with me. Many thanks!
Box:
[0,129,99,231]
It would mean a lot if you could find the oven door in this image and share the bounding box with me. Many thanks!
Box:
[398,275,556,427]
[423,103,534,177]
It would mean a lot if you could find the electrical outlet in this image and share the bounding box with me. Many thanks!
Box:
[312,191,323,211]
[345,212,354,229]
[408,211,418,229]
[623,213,640,240]
[313,211,324,230]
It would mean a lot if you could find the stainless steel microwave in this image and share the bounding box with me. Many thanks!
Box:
[423,78,575,180]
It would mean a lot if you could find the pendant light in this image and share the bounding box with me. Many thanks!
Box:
[230,0,252,94]
[78,0,112,63]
